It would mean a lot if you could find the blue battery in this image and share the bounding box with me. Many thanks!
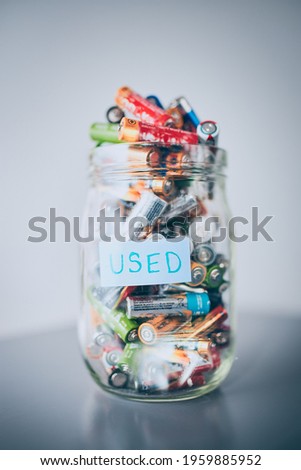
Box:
[177,97,200,128]
[146,95,164,109]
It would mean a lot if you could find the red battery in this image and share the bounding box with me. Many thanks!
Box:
[118,118,199,145]
[169,366,206,390]
[115,86,174,127]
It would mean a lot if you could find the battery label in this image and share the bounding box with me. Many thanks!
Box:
[99,237,192,287]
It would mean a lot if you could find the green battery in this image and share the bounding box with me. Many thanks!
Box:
[117,343,142,374]
[87,287,138,343]
[202,265,226,289]
[90,122,122,144]
[109,343,142,388]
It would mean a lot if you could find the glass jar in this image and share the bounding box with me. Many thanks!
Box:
[79,142,234,401]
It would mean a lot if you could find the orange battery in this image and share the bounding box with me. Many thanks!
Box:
[151,177,175,198]
[127,146,162,168]
[165,152,193,170]
[166,106,184,128]
[138,315,187,345]
[188,305,228,338]
[186,261,207,287]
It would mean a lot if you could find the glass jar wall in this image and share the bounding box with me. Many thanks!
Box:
[79,142,234,401]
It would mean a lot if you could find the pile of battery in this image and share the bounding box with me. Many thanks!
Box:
[85,86,230,395]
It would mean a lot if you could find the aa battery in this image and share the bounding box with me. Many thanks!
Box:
[169,96,200,129]
[126,292,211,319]
[109,343,142,388]
[202,265,225,289]
[165,152,193,170]
[193,243,216,266]
[159,283,207,295]
[122,191,168,240]
[106,105,125,124]
[104,309,139,343]
[151,177,175,198]
[115,86,174,127]
[87,287,139,343]
[165,338,213,361]
[118,118,199,145]
[188,305,228,338]
[146,95,164,109]
[162,194,198,220]
[166,106,184,128]
[93,324,115,347]
[90,122,121,144]
[197,120,220,145]
[138,315,187,345]
[101,348,123,374]
[127,145,162,168]
[186,261,207,287]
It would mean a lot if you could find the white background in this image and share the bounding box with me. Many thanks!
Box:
[1,0,300,339]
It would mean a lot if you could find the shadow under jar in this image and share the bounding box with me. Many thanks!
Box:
[79,142,235,401]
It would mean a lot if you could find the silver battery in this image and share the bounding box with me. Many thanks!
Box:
[126,294,204,318]
[162,194,198,220]
[93,324,115,347]
[91,286,123,310]
[159,283,206,295]
[101,348,123,374]
[127,295,190,318]
[106,105,125,124]
[193,243,216,266]
[109,370,129,388]
[122,191,168,240]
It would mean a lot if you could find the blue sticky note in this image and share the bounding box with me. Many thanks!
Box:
[99,237,192,287]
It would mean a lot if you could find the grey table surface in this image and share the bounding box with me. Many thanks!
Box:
[0,313,300,450]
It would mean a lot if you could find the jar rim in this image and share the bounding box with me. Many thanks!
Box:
[89,142,227,181]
